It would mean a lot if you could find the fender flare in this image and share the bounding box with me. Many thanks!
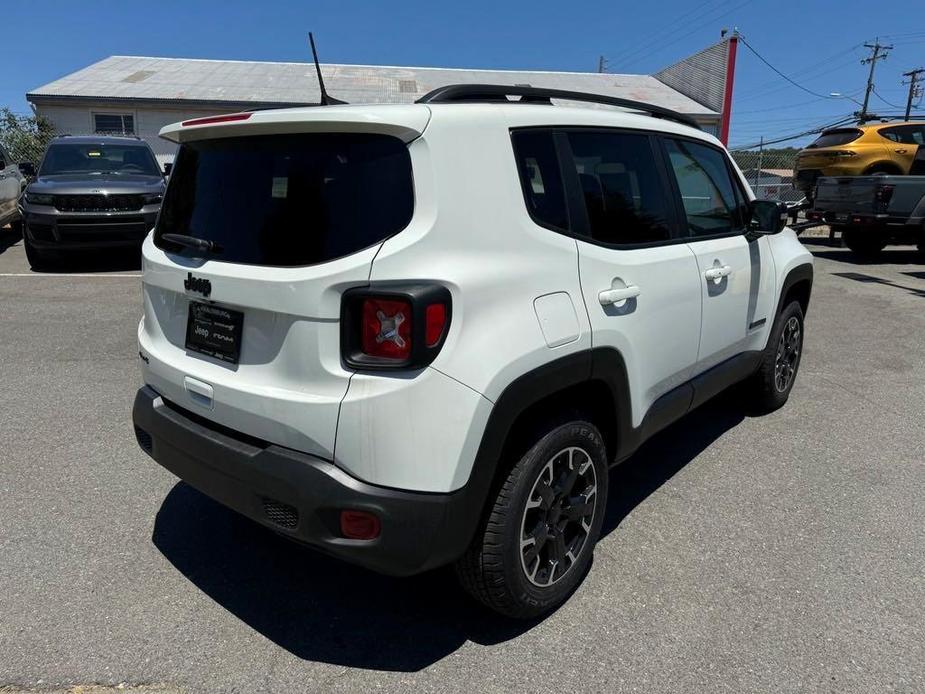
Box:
[775,263,814,319]
[446,348,632,555]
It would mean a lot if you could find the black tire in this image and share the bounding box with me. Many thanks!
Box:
[745,300,805,414]
[22,230,54,271]
[842,229,887,258]
[456,420,608,619]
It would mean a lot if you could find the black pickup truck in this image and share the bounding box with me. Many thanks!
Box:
[809,146,925,257]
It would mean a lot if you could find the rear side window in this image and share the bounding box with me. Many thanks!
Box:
[879,125,925,145]
[664,138,742,238]
[511,130,569,232]
[564,131,673,245]
[155,133,413,267]
[806,129,862,148]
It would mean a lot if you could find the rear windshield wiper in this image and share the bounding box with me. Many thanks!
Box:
[161,233,223,254]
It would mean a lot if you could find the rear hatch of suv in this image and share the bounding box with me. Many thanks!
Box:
[138,106,429,459]
[795,127,864,191]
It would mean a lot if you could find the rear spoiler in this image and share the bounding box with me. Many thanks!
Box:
[159,105,431,145]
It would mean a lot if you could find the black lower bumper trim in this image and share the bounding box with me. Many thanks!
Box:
[132,386,476,576]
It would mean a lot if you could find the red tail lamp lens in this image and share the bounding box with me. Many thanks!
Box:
[361,298,412,360]
[340,510,381,540]
[425,303,448,347]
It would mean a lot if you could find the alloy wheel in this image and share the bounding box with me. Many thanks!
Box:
[519,446,598,587]
[775,316,802,393]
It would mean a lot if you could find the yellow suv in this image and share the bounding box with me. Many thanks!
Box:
[795,121,925,197]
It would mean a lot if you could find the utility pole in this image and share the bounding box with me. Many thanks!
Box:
[597,56,608,74]
[858,39,893,122]
[902,68,924,121]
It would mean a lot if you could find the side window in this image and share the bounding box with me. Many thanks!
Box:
[880,125,925,145]
[565,131,673,245]
[0,146,7,169]
[664,138,742,238]
[511,130,569,232]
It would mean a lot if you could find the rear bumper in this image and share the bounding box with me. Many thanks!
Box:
[132,386,477,576]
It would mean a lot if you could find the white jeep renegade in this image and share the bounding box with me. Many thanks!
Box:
[132,85,813,618]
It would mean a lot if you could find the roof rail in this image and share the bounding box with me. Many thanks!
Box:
[416,84,701,130]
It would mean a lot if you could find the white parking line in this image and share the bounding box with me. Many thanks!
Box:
[0,273,142,278]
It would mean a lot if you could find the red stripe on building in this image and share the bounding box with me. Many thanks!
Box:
[719,35,738,145]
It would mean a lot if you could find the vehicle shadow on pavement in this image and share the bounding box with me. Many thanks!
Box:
[151,393,746,671]
[0,225,22,254]
[802,238,924,265]
[152,483,534,671]
[600,391,745,539]
[33,248,142,273]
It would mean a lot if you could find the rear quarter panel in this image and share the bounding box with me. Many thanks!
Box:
[336,111,592,493]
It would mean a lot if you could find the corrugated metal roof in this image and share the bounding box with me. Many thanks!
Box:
[654,39,730,114]
[27,55,719,117]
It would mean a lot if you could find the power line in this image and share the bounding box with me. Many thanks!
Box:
[618,0,757,70]
[737,35,851,100]
[607,0,730,66]
[731,115,858,149]
[734,50,865,101]
[873,86,902,109]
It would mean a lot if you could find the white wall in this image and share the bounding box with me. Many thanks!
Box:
[33,101,231,166]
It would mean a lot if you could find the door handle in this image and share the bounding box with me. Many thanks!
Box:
[599,285,641,305]
[704,265,732,282]
[895,148,908,154]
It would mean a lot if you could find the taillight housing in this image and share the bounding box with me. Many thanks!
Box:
[341,284,451,369]
[875,183,895,209]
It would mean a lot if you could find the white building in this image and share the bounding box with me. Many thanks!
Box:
[27,38,738,165]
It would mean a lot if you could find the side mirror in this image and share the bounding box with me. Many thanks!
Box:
[18,161,36,178]
[163,162,173,177]
[749,199,789,234]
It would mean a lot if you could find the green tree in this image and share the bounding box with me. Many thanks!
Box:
[0,108,56,165]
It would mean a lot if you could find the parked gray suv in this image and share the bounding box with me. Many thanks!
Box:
[20,135,166,268]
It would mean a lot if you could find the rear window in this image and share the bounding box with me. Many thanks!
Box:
[154,133,413,267]
[806,129,862,148]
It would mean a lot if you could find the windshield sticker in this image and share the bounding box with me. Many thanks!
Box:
[271,177,288,198]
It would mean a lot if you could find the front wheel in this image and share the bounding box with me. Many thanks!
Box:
[744,301,805,414]
[456,420,608,619]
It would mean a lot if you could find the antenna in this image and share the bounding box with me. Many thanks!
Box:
[308,32,346,106]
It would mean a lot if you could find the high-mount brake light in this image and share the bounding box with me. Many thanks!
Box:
[181,113,252,127]
[341,285,452,370]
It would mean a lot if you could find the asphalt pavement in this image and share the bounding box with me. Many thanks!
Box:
[1,230,923,693]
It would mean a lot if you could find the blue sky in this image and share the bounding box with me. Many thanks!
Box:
[4,0,925,148]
